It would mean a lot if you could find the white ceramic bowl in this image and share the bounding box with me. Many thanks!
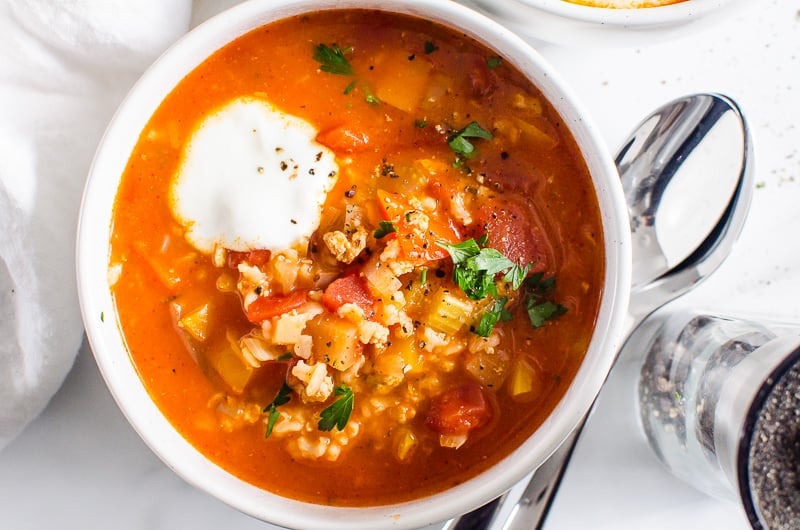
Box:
[464,0,750,47]
[76,0,631,528]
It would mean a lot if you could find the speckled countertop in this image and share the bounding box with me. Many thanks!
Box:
[1,1,798,529]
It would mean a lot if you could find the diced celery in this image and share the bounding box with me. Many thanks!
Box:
[403,278,430,316]
[423,288,474,336]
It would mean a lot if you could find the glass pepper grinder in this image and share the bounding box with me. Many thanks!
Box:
[631,308,800,530]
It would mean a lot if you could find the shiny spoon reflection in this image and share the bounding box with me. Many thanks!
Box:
[445,93,755,530]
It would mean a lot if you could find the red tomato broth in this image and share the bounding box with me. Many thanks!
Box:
[110,10,605,506]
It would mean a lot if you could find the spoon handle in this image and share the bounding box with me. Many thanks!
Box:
[498,427,582,530]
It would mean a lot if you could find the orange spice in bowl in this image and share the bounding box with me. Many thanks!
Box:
[467,0,749,47]
[564,0,687,7]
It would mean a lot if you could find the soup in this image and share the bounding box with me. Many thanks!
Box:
[109,9,604,506]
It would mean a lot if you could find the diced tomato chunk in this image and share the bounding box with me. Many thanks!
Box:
[227,249,272,268]
[426,381,491,436]
[322,274,376,318]
[245,290,308,323]
[474,197,550,272]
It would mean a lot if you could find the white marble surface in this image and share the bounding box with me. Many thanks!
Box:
[2,1,799,529]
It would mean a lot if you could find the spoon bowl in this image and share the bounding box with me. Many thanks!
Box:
[621,93,753,323]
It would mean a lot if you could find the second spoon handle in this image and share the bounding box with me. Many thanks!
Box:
[500,426,582,530]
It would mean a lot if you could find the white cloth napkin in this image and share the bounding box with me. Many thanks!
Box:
[0,0,193,449]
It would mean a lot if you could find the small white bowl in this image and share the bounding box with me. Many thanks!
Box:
[76,0,631,528]
[465,0,750,47]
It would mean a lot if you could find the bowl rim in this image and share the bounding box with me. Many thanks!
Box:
[478,0,739,27]
[76,0,632,528]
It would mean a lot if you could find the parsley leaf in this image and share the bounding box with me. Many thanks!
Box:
[449,137,475,158]
[476,297,513,337]
[448,121,493,159]
[436,236,532,302]
[524,273,556,296]
[487,56,503,69]
[424,41,439,54]
[313,43,353,76]
[452,155,468,171]
[527,300,567,328]
[523,273,567,328]
[264,382,292,438]
[453,259,498,300]
[460,121,494,139]
[505,262,532,291]
[436,238,481,264]
[318,384,354,431]
[473,248,515,275]
[374,220,397,239]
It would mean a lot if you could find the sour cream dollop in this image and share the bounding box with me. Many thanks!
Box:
[169,97,339,254]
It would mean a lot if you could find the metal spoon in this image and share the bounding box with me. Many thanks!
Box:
[445,92,754,530]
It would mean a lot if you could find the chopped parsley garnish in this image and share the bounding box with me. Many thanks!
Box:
[313,43,353,75]
[452,155,468,171]
[437,236,563,335]
[436,236,530,301]
[276,352,294,361]
[264,382,292,438]
[318,384,354,431]
[523,273,567,328]
[415,119,428,128]
[424,41,439,54]
[374,220,397,239]
[420,267,428,285]
[343,80,357,94]
[525,272,556,295]
[363,84,380,105]
[527,300,567,328]
[437,237,481,265]
[476,296,512,337]
[448,121,493,159]
[505,261,532,291]
[487,56,503,69]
